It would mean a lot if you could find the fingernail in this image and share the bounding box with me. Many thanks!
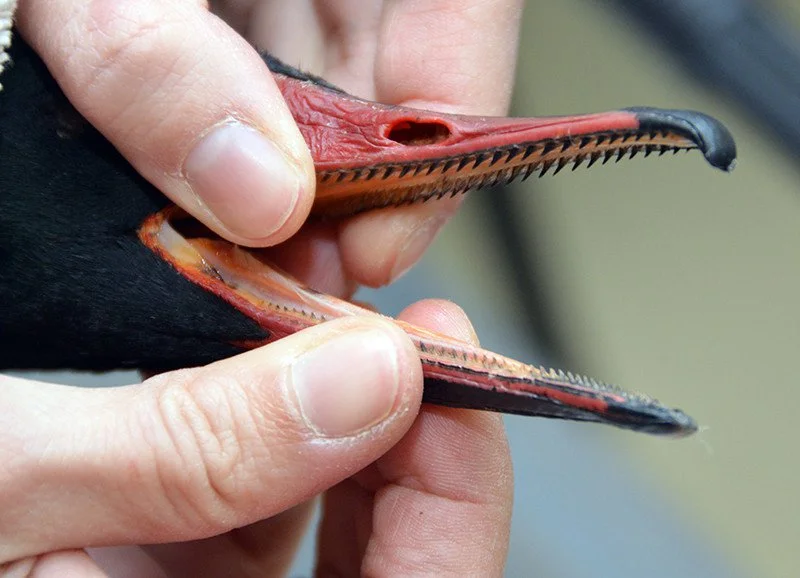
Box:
[184,121,302,242]
[389,216,448,282]
[291,327,400,437]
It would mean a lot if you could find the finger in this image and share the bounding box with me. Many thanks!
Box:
[16,0,315,247]
[377,0,523,115]
[316,300,513,576]
[145,501,315,578]
[399,298,480,346]
[247,1,326,73]
[0,317,422,561]
[362,407,512,577]
[297,0,384,98]
[337,0,525,287]
[209,0,259,35]
[262,221,357,299]
[339,200,459,288]
[249,0,384,98]
[89,545,168,578]
[88,502,313,577]
[3,550,110,578]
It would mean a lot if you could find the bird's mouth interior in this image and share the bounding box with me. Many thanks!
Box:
[144,206,291,297]
[139,206,372,342]
[146,208,233,273]
[160,211,246,266]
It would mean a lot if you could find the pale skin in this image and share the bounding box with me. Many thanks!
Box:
[0,1,522,576]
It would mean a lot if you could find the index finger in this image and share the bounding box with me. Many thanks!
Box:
[337,0,524,288]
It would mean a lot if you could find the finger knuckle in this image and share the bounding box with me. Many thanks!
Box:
[66,7,193,130]
[148,368,267,532]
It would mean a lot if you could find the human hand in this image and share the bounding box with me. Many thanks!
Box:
[0,300,512,576]
[16,0,523,295]
[5,1,520,574]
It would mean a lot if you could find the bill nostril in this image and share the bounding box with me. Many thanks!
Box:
[386,121,451,146]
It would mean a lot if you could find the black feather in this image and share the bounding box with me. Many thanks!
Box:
[0,39,269,370]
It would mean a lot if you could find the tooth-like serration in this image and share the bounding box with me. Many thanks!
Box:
[315,128,702,217]
[536,365,658,405]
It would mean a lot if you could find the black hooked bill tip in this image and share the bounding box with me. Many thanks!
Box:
[625,107,737,172]
[604,397,698,437]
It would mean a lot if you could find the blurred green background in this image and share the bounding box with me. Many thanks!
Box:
[419,2,799,576]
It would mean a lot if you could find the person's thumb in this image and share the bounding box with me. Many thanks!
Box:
[17,0,315,247]
[0,317,422,562]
